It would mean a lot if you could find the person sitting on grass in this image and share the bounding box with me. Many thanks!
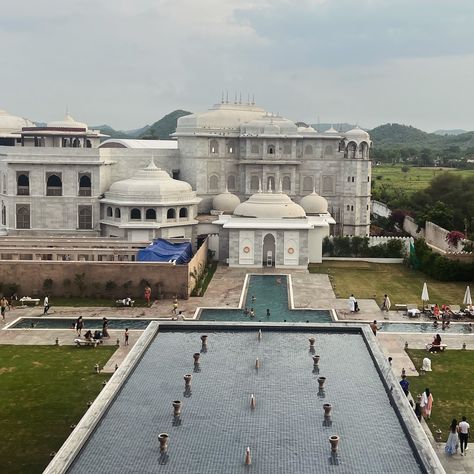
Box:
[84,330,93,341]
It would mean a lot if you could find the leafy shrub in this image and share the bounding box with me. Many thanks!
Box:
[43,279,53,292]
[105,280,117,291]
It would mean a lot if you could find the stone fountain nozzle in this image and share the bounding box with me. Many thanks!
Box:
[193,353,201,364]
[245,447,251,465]
[158,433,169,453]
[172,400,182,416]
[313,355,320,366]
[309,337,316,347]
[255,358,260,369]
[200,335,208,345]
[250,394,256,409]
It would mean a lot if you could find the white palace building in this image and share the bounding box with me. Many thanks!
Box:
[0,101,371,268]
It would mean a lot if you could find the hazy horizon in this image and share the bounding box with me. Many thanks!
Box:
[3,1,474,132]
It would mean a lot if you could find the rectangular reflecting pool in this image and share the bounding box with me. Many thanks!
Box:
[67,328,425,474]
[378,322,473,334]
[8,317,153,330]
[199,274,333,323]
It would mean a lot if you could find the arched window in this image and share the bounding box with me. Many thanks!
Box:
[1,202,6,226]
[250,175,259,192]
[146,209,156,220]
[16,205,30,229]
[130,208,141,220]
[73,138,81,148]
[167,208,176,219]
[106,206,113,217]
[346,205,350,211]
[347,142,357,159]
[79,174,91,196]
[282,176,291,192]
[251,143,259,154]
[304,145,313,155]
[325,145,333,156]
[86,139,92,148]
[17,173,29,195]
[267,176,275,192]
[46,174,62,196]
[283,143,291,155]
[179,207,188,218]
[62,138,68,148]
[114,208,121,218]
[227,141,235,154]
[267,144,275,155]
[209,175,219,191]
[360,142,369,159]
[303,176,313,192]
[227,175,236,191]
[210,139,219,154]
[78,205,92,229]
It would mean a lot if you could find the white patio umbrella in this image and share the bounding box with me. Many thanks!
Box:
[421,282,430,310]
[463,286,472,306]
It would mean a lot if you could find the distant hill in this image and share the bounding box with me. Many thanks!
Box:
[140,110,192,139]
[433,129,468,136]
[92,125,130,139]
[125,125,150,138]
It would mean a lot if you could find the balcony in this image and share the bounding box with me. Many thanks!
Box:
[46,187,62,196]
[17,186,30,196]
[79,188,91,197]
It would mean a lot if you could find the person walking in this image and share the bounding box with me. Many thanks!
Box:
[381,294,391,312]
[0,297,6,320]
[445,419,459,455]
[144,285,151,307]
[369,320,380,336]
[43,295,50,315]
[399,374,410,396]
[124,328,129,346]
[348,294,356,312]
[102,317,110,338]
[76,316,84,336]
[420,388,433,419]
[458,416,470,456]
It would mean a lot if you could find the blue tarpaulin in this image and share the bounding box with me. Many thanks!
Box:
[137,239,193,264]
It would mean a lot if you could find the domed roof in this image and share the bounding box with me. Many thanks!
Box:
[175,102,266,134]
[297,125,318,135]
[300,191,328,215]
[324,126,339,134]
[105,160,196,203]
[0,109,35,135]
[233,192,306,219]
[47,113,88,130]
[213,190,240,214]
[345,126,370,141]
[242,115,298,136]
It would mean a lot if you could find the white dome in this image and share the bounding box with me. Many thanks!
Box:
[345,126,370,141]
[300,192,328,215]
[234,192,306,219]
[47,113,88,130]
[324,126,339,134]
[297,125,318,135]
[0,109,35,135]
[243,116,298,136]
[105,160,196,203]
[212,190,240,214]
[175,103,266,134]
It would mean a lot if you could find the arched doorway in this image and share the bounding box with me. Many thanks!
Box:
[263,233,276,267]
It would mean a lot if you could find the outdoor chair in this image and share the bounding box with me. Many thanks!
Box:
[406,304,421,318]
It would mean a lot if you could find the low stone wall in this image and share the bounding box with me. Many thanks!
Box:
[187,237,209,295]
[371,200,392,218]
[323,257,404,264]
[0,261,189,300]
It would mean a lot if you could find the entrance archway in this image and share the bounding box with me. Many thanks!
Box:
[263,233,276,267]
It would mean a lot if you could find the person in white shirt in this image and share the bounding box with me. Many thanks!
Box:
[458,416,470,456]
[43,295,50,315]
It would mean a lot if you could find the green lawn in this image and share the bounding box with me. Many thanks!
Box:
[407,349,474,441]
[0,345,116,473]
[309,261,472,306]
[372,165,474,195]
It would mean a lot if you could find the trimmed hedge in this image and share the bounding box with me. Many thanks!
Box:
[413,239,474,281]
[322,236,403,258]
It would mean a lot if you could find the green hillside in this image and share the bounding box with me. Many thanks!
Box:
[92,125,130,139]
[140,109,192,139]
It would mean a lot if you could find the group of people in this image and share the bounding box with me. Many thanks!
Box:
[73,315,131,346]
[445,417,471,456]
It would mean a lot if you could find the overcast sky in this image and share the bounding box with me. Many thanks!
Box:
[2,0,474,131]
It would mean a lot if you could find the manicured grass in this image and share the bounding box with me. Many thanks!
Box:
[309,261,472,306]
[407,349,474,442]
[372,165,474,195]
[0,345,116,473]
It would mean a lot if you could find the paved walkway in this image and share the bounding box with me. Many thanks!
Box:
[1,266,473,472]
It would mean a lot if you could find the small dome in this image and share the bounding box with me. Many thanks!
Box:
[105,160,195,202]
[345,126,370,141]
[324,126,339,134]
[0,109,35,136]
[300,192,328,215]
[243,115,298,136]
[47,113,88,130]
[234,192,306,219]
[213,190,240,214]
[298,125,318,135]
